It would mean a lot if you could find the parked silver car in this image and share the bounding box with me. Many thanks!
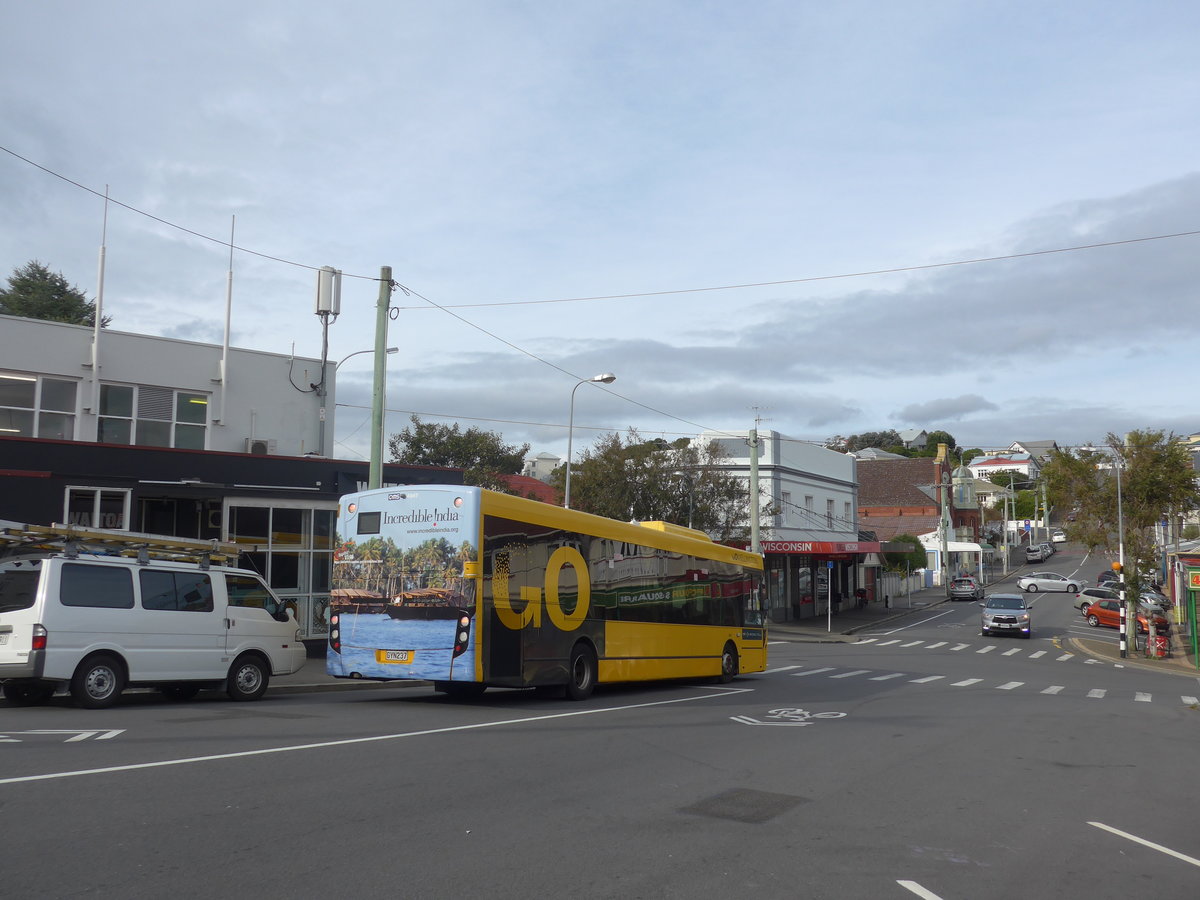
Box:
[950,576,984,601]
[1017,571,1083,593]
[981,593,1032,638]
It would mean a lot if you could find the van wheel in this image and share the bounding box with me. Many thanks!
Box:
[160,684,202,702]
[718,642,740,683]
[2,681,56,706]
[71,654,125,709]
[565,643,597,701]
[227,655,269,701]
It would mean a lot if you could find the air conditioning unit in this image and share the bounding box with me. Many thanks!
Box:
[245,438,277,455]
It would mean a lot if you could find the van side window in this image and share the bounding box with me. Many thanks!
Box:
[60,563,134,608]
[140,570,214,612]
[227,573,286,620]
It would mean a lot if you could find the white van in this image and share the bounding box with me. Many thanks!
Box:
[0,525,307,708]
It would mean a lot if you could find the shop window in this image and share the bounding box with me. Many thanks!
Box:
[65,487,130,530]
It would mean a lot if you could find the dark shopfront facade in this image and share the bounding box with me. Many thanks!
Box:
[0,436,462,643]
[760,539,883,623]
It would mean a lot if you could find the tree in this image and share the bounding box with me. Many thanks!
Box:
[842,430,902,453]
[386,415,529,493]
[922,430,958,457]
[0,261,110,327]
[1042,430,1199,605]
[882,534,926,572]
[552,428,761,542]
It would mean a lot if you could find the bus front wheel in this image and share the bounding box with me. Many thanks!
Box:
[565,643,597,701]
[718,642,739,683]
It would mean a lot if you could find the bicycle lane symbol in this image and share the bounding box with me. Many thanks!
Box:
[730,708,847,727]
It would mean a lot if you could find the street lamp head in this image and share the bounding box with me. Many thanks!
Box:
[591,372,616,384]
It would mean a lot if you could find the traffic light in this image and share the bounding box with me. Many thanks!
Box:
[451,612,471,658]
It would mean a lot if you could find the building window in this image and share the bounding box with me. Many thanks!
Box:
[826,498,834,528]
[99,383,208,448]
[0,371,77,439]
[64,487,131,530]
[844,502,852,529]
[226,500,337,639]
[779,491,790,526]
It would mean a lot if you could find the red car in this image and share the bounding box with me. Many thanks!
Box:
[1083,599,1170,635]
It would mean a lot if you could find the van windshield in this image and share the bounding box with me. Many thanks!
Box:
[0,569,40,613]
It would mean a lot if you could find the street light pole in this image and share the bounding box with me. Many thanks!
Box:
[564,373,616,508]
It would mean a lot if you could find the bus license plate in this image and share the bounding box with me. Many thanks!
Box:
[376,649,414,664]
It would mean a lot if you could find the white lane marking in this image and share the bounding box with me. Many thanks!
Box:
[791,667,836,677]
[1183,696,1199,705]
[951,643,969,651]
[1057,653,1074,661]
[1088,689,1107,699]
[976,645,995,654]
[854,638,879,645]
[875,610,956,634]
[926,642,947,649]
[900,641,924,648]
[1135,692,1152,703]
[1003,648,1022,656]
[1088,821,1200,868]
[910,676,945,684]
[869,673,907,681]
[875,640,902,646]
[1042,686,1065,694]
[951,678,982,687]
[997,682,1024,690]
[764,665,806,674]
[897,880,946,899]
[0,689,750,787]
[830,669,871,679]
[1029,650,1047,658]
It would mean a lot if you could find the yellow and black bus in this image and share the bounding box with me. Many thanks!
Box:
[326,484,766,699]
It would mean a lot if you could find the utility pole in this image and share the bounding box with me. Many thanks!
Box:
[749,425,760,555]
[368,266,391,491]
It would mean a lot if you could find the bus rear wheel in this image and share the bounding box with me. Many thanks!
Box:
[565,643,597,701]
[718,642,739,683]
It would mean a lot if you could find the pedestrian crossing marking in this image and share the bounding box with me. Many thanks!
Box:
[926,642,947,649]
[1042,686,1065,694]
[1135,692,1152,703]
[830,669,871,679]
[910,675,945,683]
[952,678,982,687]
[1184,696,1199,706]
[1087,689,1107,698]
[1002,648,1022,656]
[1057,654,1074,661]
[997,682,1024,690]
[977,646,995,654]
[790,667,835,677]
[869,673,907,681]
[875,640,901,647]
[900,641,924,648]
[854,638,878,645]
[1029,651,1046,658]
[951,643,969,651]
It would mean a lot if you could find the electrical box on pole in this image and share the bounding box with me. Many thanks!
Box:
[315,266,342,316]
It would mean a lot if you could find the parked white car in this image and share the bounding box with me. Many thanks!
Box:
[1017,571,1084,593]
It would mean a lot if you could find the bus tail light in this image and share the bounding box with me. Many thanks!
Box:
[452,613,471,658]
[329,613,341,654]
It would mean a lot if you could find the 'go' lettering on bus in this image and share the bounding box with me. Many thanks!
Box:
[493,546,590,632]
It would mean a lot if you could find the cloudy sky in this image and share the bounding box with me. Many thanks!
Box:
[3,1,1197,462]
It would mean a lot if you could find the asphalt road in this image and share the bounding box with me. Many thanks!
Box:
[3,546,1197,899]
